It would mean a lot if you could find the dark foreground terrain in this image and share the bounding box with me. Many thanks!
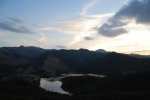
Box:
[61,71,150,100]
[0,46,150,100]
[0,79,71,100]
[0,71,150,100]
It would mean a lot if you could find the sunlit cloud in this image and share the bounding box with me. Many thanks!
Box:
[37,0,150,54]
[0,0,150,55]
[88,29,150,54]
[129,50,150,55]
[38,32,48,49]
[38,0,114,49]
[39,14,113,47]
[98,0,150,37]
[39,18,94,34]
[39,14,114,34]
[39,37,47,44]
[81,0,98,16]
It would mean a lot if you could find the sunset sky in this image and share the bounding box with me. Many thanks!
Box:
[0,0,150,55]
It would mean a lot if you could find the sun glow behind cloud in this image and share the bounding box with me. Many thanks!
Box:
[38,0,114,49]
[37,0,150,55]
[89,21,150,53]
[39,13,114,47]
[1,0,150,55]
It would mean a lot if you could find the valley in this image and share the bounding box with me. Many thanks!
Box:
[0,46,150,100]
[2,0,150,99]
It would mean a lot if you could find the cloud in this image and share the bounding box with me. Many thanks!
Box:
[84,36,94,40]
[40,14,112,33]
[38,0,113,48]
[98,0,150,37]
[8,17,25,24]
[0,18,34,34]
[39,15,110,34]
[39,19,91,34]
[54,45,66,49]
[81,0,98,16]
[130,50,150,55]
[99,22,128,37]
[39,0,108,35]
[39,37,47,44]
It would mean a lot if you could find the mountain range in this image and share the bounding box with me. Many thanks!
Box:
[0,46,150,78]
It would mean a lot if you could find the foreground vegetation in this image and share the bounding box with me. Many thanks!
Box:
[1,47,150,100]
[61,71,150,100]
[0,79,71,100]
[1,71,150,100]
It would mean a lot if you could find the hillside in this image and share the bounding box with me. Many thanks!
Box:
[0,46,150,100]
[0,46,150,77]
[76,52,150,75]
[0,49,22,78]
[61,71,150,100]
[48,48,105,69]
[2,46,45,64]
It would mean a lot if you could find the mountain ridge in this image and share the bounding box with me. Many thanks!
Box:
[0,46,150,78]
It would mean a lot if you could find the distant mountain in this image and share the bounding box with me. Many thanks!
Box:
[48,48,106,69]
[0,49,22,78]
[0,46,70,77]
[128,53,150,58]
[94,49,109,53]
[2,46,45,64]
[0,46,150,78]
[1,46,150,100]
[0,46,46,78]
[76,52,150,75]
[0,49,21,66]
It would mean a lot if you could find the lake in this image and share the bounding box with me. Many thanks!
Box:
[40,74,106,94]
[40,78,69,94]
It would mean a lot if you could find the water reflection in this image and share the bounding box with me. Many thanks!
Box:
[40,78,69,94]
[40,74,106,94]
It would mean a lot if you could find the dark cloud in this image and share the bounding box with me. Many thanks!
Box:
[8,17,25,24]
[98,21,128,37]
[0,19,34,34]
[98,0,150,37]
[55,46,66,49]
[84,36,94,40]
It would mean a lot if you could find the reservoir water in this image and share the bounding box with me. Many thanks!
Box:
[40,78,69,94]
[40,74,106,94]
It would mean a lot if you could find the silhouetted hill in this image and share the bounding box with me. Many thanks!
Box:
[128,53,150,58]
[61,71,150,99]
[1,46,150,100]
[94,49,109,53]
[2,46,45,64]
[0,48,21,65]
[76,52,150,75]
[0,49,22,78]
[48,48,105,69]
[1,46,150,77]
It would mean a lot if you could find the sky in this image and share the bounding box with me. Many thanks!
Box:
[0,0,150,55]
